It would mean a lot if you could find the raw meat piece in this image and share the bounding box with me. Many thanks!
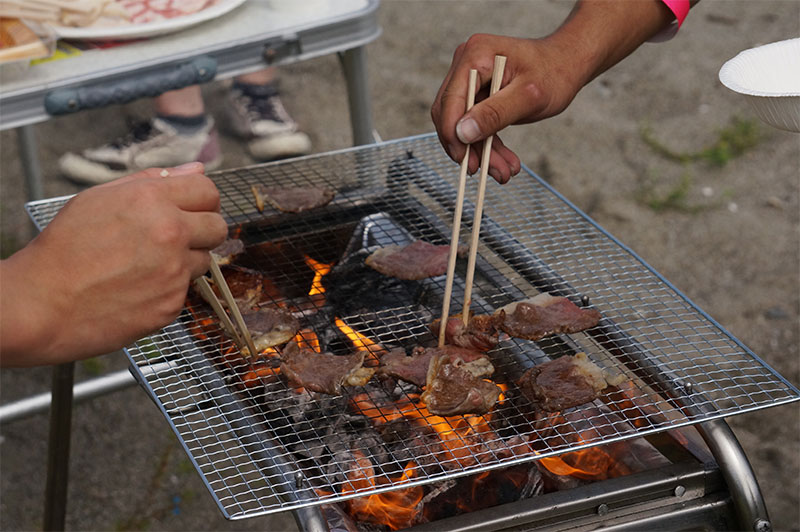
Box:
[495,293,601,341]
[517,353,609,412]
[429,313,500,352]
[241,307,299,352]
[280,341,374,395]
[421,354,501,416]
[251,184,335,213]
[210,238,245,266]
[365,240,456,280]
[379,345,487,387]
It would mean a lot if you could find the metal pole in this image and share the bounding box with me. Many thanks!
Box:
[42,362,75,531]
[339,46,376,146]
[16,125,44,201]
[695,418,771,532]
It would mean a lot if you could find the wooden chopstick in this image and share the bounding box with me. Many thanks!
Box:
[439,68,478,347]
[462,55,507,324]
[207,257,258,357]
[193,275,245,348]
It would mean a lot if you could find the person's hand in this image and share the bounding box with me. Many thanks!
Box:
[431,34,587,184]
[0,163,228,366]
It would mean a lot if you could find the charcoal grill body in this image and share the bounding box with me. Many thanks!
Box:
[24,134,798,531]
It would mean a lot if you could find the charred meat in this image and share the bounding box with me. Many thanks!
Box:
[280,341,375,395]
[429,313,500,352]
[365,240,461,280]
[379,344,488,387]
[421,354,501,416]
[517,353,609,412]
[251,184,335,213]
[495,293,601,341]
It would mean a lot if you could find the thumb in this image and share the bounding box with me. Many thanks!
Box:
[455,81,542,144]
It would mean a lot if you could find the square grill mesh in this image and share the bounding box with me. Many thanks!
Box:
[25,134,800,520]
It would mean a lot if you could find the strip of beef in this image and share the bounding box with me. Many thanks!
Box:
[421,354,501,416]
[379,345,488,387]
[429,313,500,352]
[280,341,375,395]
[204,265,276,310]
[251,184,335,213]
[210,238,245,266]
[517,353,609,412]
[242,307,300,352]
[365,240,462,280]
[495,293,601,341]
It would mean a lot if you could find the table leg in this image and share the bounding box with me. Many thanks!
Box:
[43,362,75,531]
[16,125,44,201]
[339,46,376,146]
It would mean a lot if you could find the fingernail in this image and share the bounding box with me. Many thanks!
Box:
[456,117,481,144]
[171,161,205,174]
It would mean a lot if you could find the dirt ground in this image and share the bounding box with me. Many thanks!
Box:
[1,1,798,531]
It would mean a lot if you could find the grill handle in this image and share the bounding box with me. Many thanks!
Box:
[44,56,217,115]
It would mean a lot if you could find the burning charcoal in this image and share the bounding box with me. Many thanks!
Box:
[323,250,429,313]
[495,293,601,341]
[364,240,459,280]
[429,312,500,352]
[251,184,335,213]
[421,354,501,416]
[279,342,375,395]
[517,353,611,413]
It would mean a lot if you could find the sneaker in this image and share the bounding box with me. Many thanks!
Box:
[224,83,312,161]
[59,117,223,185]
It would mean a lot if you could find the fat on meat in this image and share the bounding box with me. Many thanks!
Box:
[495,293,601,341]
[241,307,299,353]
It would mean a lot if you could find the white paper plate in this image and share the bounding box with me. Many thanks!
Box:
[719,38,800,133]
[49,0,248,41]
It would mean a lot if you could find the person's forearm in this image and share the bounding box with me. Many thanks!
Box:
[0,252,58,366]
[547,0,677,88]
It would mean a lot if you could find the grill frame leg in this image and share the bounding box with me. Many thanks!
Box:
[43,362,76,531]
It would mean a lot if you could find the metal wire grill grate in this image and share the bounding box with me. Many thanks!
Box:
[25,133,800,520]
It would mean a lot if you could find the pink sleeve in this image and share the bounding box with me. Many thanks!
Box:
[661,0,690,27]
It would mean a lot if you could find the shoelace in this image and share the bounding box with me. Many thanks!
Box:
[108,121,156,149]
[238,92,290,124]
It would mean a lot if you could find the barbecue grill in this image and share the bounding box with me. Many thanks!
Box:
[25,134,800,530]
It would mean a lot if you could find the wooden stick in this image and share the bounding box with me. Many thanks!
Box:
[462,55,507,322]
[439,69,478,347]
[193,276,244,348]
[208,257,258,357]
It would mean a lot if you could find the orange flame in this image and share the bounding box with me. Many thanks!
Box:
[292,328,320,352]
[343,453,423,531]
[303,255,333,296]
[334,317,385,366]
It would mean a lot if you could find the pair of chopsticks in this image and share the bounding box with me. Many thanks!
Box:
[193,256,258,357]
[439,55,507,347]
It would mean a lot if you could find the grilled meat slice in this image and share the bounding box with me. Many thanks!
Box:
[429,313,500,352]
[241,307,299,352]
[421,354,501,416]
[365,240,461,280]
[379,344,488,387]
[495,293,601,341]
[251,184,335,213]
[280,341,375,395]
[210,238,245,266]
[517,353,609,412]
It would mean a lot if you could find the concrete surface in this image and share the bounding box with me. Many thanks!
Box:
[1,1,798,531]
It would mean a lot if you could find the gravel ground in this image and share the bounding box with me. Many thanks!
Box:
[1,1,798,531]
